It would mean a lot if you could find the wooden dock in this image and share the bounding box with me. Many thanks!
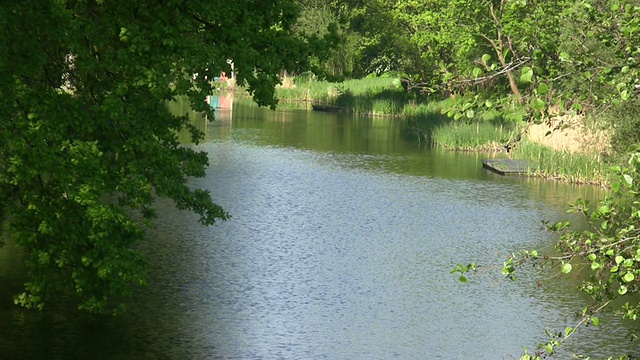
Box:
[482,159,536,175]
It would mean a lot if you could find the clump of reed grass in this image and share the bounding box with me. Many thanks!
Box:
[431,121,519,151]
[275,75,411,116]
[339,76,401,95]
[334,91,406,116]
[512,140,609,185]
[276,79,335,103]
[401,103,448,136]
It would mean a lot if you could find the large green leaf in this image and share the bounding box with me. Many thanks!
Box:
[537,82,549,95]
[533,98,546,111]
[520,67,534,83]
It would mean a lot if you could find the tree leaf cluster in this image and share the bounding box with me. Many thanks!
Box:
[298,0,639,127]
[0,0,316,314]
[553,148,640,310]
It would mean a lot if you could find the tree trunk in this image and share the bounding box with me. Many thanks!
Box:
[505,68,523,104]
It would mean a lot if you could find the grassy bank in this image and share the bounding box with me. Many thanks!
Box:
[431,122,522,152]
[275,76,520,147]
[276,75,411,116]
[512,141,610,185]
[275,76,613,186]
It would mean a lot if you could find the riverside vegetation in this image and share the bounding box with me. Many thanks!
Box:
[274,74,613,187]
[276,0,640,187]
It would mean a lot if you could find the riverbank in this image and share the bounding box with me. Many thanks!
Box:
[274,75,614,187]
[276,74,409,116]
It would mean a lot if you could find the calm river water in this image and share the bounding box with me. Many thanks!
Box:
[1,100,638,359]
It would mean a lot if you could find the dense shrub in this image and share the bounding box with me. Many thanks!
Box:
[608,99,640,153]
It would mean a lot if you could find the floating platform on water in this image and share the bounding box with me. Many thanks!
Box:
[312,104,352,113]
[482,159,536,175]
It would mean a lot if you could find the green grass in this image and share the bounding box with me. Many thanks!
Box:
[512,140,610,185]
[431,121,520,151]
[402,103,449,136]
[276,75,411,116]
[277,77,524,149]
[275,79,336,103]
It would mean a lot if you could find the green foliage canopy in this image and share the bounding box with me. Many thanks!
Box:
[321,0,638,124]
[0,0,315,314]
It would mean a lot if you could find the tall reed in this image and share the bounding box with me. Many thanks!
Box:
[431,121,519,151]
[276,75,410,116]
[513,140,609,185]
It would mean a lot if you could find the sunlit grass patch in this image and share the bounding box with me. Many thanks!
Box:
[275,79,335,103]
[431,121,519,151]
[275,75,410,115]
